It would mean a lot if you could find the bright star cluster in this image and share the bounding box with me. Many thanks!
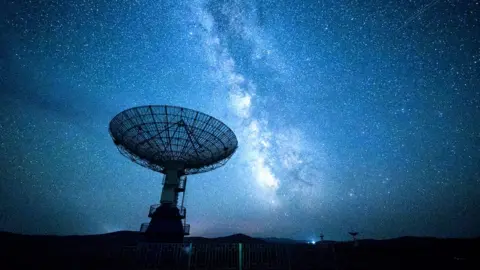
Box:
[0,0,479,240]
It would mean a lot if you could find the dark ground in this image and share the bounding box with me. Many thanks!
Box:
[0,231,478,269]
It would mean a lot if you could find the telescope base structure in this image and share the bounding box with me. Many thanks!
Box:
[145,203,185,243]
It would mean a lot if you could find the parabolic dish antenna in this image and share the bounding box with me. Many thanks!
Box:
[109,105,238,242]
[109,105,238,174]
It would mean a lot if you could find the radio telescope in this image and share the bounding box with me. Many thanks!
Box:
[348,231,359,241]
[109,105,238,242]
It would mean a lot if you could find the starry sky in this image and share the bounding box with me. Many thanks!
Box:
[1,0,479,241]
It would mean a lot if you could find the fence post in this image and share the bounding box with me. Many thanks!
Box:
[187,243,193,270]
[238,243,243,270]
[287,246,292,270]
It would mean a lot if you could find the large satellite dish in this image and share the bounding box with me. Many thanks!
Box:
[109,105,238,242]
[109,105,238,174]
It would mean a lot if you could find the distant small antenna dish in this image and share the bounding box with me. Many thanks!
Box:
[348,231,359,241]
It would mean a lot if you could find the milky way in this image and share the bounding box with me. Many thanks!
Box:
[1,0,479,241]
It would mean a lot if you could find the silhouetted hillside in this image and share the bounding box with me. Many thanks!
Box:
[1,231,478,269]
[185,233,265,243]
[262,237,304,244]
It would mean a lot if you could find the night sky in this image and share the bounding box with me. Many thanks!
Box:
[1,0,479,241]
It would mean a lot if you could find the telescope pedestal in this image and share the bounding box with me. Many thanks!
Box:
[145,203,184,243]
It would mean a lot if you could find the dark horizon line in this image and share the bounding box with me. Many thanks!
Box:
[1,230,478,242]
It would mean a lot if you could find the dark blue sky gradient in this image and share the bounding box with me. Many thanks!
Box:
[0,0,479,241]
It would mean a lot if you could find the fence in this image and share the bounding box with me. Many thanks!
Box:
[117,242,337,270]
